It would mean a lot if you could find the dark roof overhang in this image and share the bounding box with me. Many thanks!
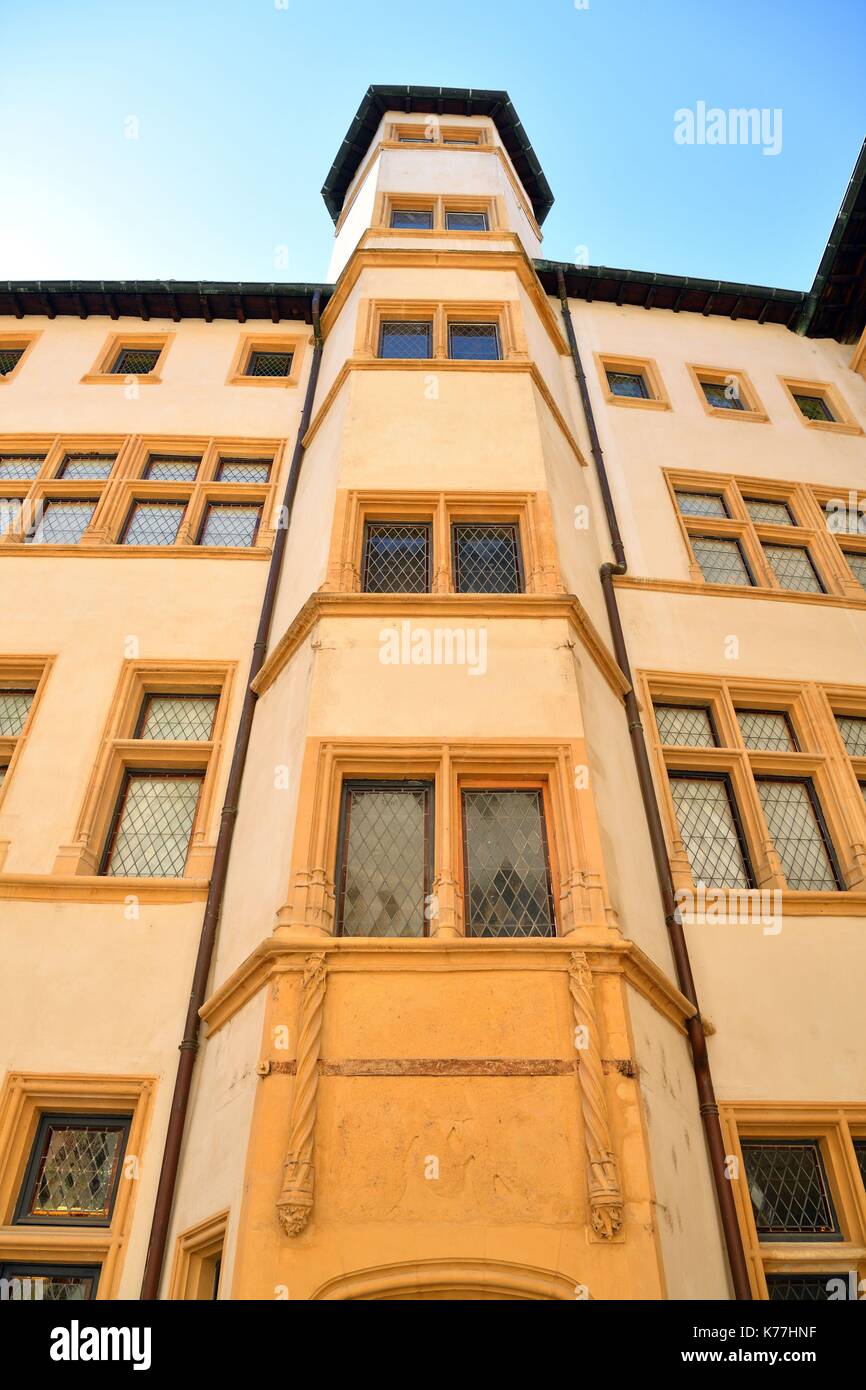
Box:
[0,281,332,323]
[797,137,866,342]
[321,84,554,227]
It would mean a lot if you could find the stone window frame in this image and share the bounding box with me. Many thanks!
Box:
[81,332,174,386]
[0,1072,155,1301]
[167,1210,229,1300]
[685,363,768,423]
[665,469,860,600]
[0,331,41,385]
[0,656,53,815]
[720,1104,866,1301]
[594,352,671,411]
[779,376,862,436]
[639,671,866,912]
[226,333,307,389]
[52,660,235,881]
[325,488,562,596]
[373,192,504,237]
[356,297,529,364]
[385,120,490,148]
[279,738,610,940]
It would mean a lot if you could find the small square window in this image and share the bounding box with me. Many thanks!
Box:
[335,780,434,938]
[390,208,434,230]
[379,321,433,359]
[59,453,116,481]
[0,348,24,376]
[0,454,44,481]
[14,1113,131,1225]
[0,689,35,736]
[101,771,204,877]
[700,379,744,411]
[215,457,271,484]
[448,322,501,361]
[853,1140,866,1187]
[736,710,798,752]
[654,705,718,748]
[452,522,523,593]
[26,499,96,545]
[110,347,161,375]
[198,503,262,548]
[121,501,186,546]
[136,694,218,741]
[144,455,200,482]
[794,393,835,423]
[744,497,795,526]
[0,1263,101,1301]
[741,1140,839,1239]
[607,370,648,399]
[246,351,294,379]
[445,210,489,232]
[762,544,824,594]
[675,490,728,519]
[462,789,556,938]
[691,535,754,587]
[362,522,431,593]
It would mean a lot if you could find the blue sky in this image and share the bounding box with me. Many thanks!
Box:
[1,0,864,289]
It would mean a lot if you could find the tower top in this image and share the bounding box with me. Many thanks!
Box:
[321,84,555,227]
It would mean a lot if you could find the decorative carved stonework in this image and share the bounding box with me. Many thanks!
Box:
[568,951,624,1239]
[276,952,328,1236]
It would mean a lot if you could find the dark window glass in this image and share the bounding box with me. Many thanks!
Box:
[736,710,798,752]
[101,771,203,877]
[445,210,489,231]
[335,781,433,938]
[700,379,744,410]
[144,455,200,482]
[25,500,96,545]
[448,322,501,361]
[755,778,841,891]
[691,535,754,587]
[390,209,434,230]
[794,393,835,423]
[742,1140,840,1239]
[853,1140,866,1188]
[0,348,24,376]
[0,1262,101,1300]
[762,544,824,594]
[215,458,271,484]
[121,501,185,546]
[198,503,261,547]
[136,694,218,741]
[452,522,522,593]
[607,370,648,399]
[668,773,753,889]
[362,522,430,593]
[246,351,293,378]
[111,348,160,375]
[58,453,116,480]
[379,321,433,359]
[654,705,717,748]
[15,1113,130,1225]
[0,689,35,736]
[767,1273,851,1302]
[462,789,556,938]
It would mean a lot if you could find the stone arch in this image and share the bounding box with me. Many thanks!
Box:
[311,1257,582,1301]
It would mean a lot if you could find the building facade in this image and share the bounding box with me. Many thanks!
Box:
[1,86,865,1303]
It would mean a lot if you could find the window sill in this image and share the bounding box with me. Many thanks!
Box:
[702,406,769,424]
[0,874,210,903]
[674,887,866,918]
[0,543,270,559]
[226,374,299,389]
[613,575,866,609]
[603,394,671,411]
[79,373,163,386]
[796,418,863,436]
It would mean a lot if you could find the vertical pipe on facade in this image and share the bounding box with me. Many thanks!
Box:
[140,291,324,1300]
[555,269,752,1300]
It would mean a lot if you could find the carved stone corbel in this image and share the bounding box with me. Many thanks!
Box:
[568,951,624,1239]
[276,952,328,1236]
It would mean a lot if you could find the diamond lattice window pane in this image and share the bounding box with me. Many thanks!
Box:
[756,779,839,890]
[691,535,753,586]
[198,504,261,547]
[362,523,430,593]
[337,784,430,938]
[144,455,200,482]
[767,1274,844,1302]
[379,321,433,359]
[835,715,866,757]
[669,775,751,888]
[607,370,648,399]
[27,1119,127,1220]
[1,1267,100,1301]
[0,348,24,375]
[0,454,44,480]
[701,379,744,410]
[742,1141,838,1237]
[853,1140,866,1188]
[246,351,293,378]
[445,211,489,231]
[216,458,271,483]
[462,789,555,938]
[674,490,728,519]
[737,710,797,752]
[26,500,96,545]
[452,523,522,593]
[448,322,501,361]
[794,393,834,422]
[744,497,795,526]
[59,453,116,480]
[654,705,717,747]
[103,774,203,877]
[138,695,217,741]
[122,502,185,546]
[0,766,6,788]
[0,497,22,535]
[390,209,434,229]
[111,348,161,375]
[0,689,34,736]
[763,544,823,593]
[843,552,866,590]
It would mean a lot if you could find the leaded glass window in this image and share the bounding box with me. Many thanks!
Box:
[737,710,798,752]
[669,774,752,889]
[744,497,795,527]
[121,501,185,546]
[452,523,522,594]
[144,455,200,482]
[675,490,728,519]
[246,350,294,378]
[741,1140,839,1238]
[445,210,489,231]
[26,499,96,545]
[0,347,24,375]
[0,689,34,736]
[0,454,43,480]
[843,552,866,590]
[198,503,261,547]
[111,347,161,375]
[379,321,433,359]
[700,379,743,410]
[766,1274,847,1302]
[59,453,116,481]
[15,1114,130,1224]
[755,779,840,891]
[763,544,824,594]
[794,393,835,423]
[136,694,218,741]
[362,522,430,593]
[462,789,556,938]
[691,535,754,587]
[101,771,203,877]
[390,208,434,229]
[0,1263,101,1300]
[215,457,271,484]
[335,781,432,938]
[0,498,22,535]
[607,370,648,399]
[835,715,866,758]
[448,322,501,361]
[0,766,6,788]
[654,705,717,748]
[854,1140,866,1188]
